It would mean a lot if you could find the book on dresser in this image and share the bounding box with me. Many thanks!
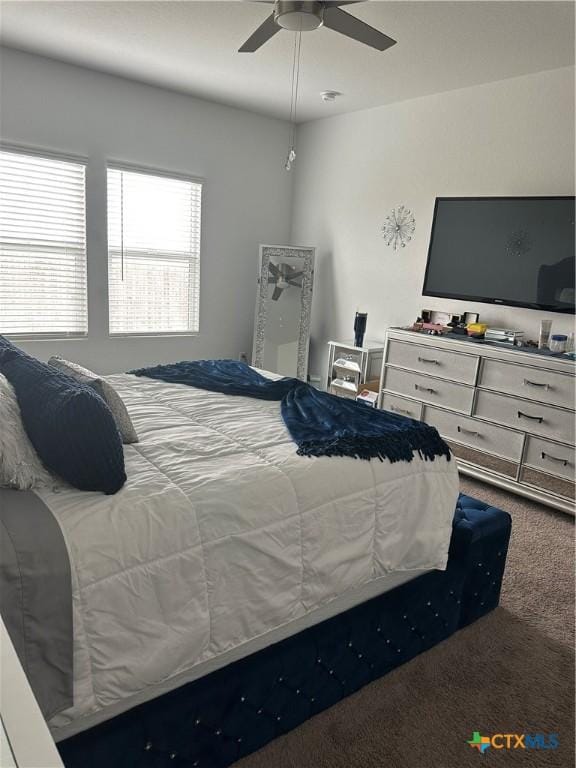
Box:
[379,327,575,515]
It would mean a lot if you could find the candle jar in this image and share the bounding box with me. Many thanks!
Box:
[549,334,567,353]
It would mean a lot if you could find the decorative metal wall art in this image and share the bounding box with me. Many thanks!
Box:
[381,205,416,250]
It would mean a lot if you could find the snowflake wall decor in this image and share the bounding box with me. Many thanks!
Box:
[381,205,416,251]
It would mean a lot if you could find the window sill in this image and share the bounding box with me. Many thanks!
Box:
[108,332,200,340]
[4,334,88,343]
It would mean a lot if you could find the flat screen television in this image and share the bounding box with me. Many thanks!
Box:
[423,197,575,314]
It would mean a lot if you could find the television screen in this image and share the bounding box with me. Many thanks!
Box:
[423,197,575,314]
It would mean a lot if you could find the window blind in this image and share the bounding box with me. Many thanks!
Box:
[0,149,87,336]
[107,167,202,335]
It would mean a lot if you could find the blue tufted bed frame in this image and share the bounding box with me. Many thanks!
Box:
[58,494,511,768]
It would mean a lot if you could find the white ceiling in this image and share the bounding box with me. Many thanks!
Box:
[0,1,573,122]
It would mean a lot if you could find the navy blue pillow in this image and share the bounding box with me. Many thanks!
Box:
[1,346,126,495]
[0,335,22,366]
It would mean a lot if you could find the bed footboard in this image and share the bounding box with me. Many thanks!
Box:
[59,493,511,768]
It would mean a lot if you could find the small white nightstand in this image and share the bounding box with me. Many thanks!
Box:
[327,340,385,399]
[0,616,63,768]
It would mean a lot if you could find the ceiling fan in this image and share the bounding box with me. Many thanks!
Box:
[239,1,397,53]
[268,262,304,301]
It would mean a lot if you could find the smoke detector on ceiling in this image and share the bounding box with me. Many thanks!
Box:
[320,90,342,102]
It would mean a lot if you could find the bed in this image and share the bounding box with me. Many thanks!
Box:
[0,369,511,767]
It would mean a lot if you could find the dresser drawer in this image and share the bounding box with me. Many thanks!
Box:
[424,405,524,462]
[381,392,422,420]
[383,367,474,414]
[524,436,575,481]
[386,340,478,384]
[480,358,575,410]
[475,390,575,444]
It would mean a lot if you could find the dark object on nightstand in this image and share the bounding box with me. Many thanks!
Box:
[354,312,368,348]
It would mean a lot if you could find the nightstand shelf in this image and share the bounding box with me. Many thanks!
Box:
[327,340,384,399]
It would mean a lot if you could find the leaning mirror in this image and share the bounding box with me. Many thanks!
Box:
[252,245,315,380]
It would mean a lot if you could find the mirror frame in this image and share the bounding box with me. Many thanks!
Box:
[252,245,315,381]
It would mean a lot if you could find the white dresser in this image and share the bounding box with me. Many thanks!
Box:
[380,327,575,515]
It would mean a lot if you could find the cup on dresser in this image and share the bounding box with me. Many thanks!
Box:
[539,319,552,349]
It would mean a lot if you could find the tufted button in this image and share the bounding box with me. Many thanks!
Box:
[257,709,263,715]
[170,753,177,760]
[386,639,390,644]
[358,653,363,659]
[376,627,381,633]
[240,696,246,702]
[311,697,315,703]
[434,612,439,617]
[426,601,431,606]
[193,762,199,768]
[277,715,281,722]
[195,719,201,726]
[329,669,334,675]
[411,626,415,631]
[277,677,283,683]
[237,737,243,744]
[316,657,321,663]
[144,742,152,751]
[486,571,491,576]
[477,562,483,567]
[215,729,222,736]
[397,648,401,653]
[402,614,407,619]
[348,641,353,646]
[296,688,300,694]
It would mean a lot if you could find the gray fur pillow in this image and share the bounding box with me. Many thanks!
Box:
[0,373,53,489]
[48,356,138,444]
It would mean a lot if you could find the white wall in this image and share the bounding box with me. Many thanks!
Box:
[0,48,293,373]
[290,67,576,381]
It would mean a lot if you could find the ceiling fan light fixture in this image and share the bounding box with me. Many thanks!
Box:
[274,1,324,32]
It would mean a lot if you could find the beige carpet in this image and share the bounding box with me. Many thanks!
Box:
[237,478,575,768]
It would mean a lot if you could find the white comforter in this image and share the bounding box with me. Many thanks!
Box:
[41,373,458,734]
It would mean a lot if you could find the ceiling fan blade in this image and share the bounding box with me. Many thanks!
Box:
[287,270,304,280]
[322,6,397,51]
[271,286,283,301]
[239,13,280,52]
[268,262,281,278]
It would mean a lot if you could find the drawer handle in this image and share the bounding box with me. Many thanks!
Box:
[414,384,436,394]
[457,425,481,438]
[541,451,569,467]
[417,356,439,365]
[517,410,544,424]
[523,378,550,390]
[391,405,412,416]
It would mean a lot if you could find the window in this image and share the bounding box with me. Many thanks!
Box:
[107,167,202,335]
[0,149,87,337]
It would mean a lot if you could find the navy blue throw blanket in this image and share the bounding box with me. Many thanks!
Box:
[130,360,451,464]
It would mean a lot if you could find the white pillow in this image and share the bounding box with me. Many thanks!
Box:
[0,372,53,490]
